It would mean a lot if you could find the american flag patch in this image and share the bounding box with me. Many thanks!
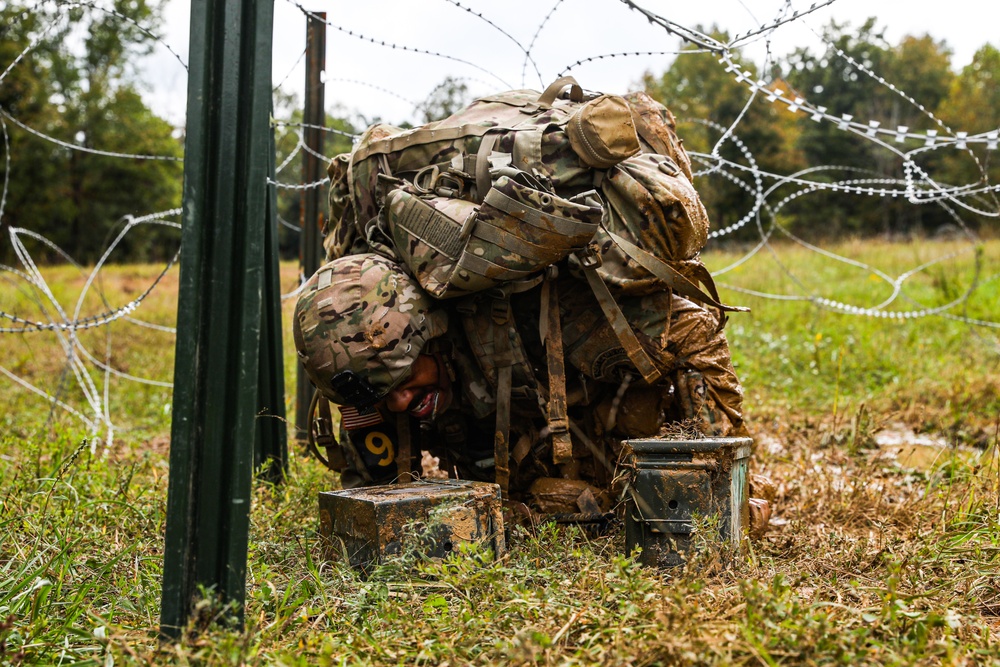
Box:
[339,405,385,431]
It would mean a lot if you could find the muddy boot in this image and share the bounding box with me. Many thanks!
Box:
[748,473,777,539]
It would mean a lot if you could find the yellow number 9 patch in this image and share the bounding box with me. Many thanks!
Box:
[364,431,395,467]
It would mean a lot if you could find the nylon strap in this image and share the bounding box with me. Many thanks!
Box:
[583,266,662,385]
[492,295,513,499]
[316,396,347,471]
[396,412,412,482]
[475,132,500,203]
[541,278,573,464]
[458,252,537,280]
[355,120,520,162]
[603,227,749,319]
[538,76,583,107]
[683,260,738,330]
[472,219,562,261]
[310,390,347,471]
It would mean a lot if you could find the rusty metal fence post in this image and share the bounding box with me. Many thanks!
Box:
[295,11,327,439]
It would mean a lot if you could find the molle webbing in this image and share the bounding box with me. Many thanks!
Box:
[457,254,538,281]
[471,220,555,260]
[483,186,599,237]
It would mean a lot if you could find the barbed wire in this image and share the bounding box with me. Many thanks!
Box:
[284,0,513,89]
[442,0,543,87]
[266,176,330,190]
[0,108,184,161]
[2,0,998,445]
[522,0,563,88]
[558,50,710,77]
[273,47,307,92]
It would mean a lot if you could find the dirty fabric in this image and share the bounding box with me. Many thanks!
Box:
[306,80,747,515]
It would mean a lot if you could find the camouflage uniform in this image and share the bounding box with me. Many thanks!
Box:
[297,84,747,513]
[295,255,742,513]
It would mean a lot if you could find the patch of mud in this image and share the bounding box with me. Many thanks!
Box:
[875,423,973,471]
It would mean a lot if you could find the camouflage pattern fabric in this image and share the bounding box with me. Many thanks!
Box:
[293,253,449,408]
[384,173,602,299]
[583,152,711,294]
[622,91,695,183]
[304,79,748,513]
[324,80,632,269]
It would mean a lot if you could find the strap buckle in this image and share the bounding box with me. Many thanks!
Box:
[312,414,333,446]
[412,164,440,194]
[574,244,603,269]
[434,171,467,199]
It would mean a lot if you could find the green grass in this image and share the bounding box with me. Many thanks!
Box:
[711,237,1000,445]
[2,239,1000,665]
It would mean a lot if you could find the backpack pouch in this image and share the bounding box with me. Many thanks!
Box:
[385,173,603,299]
[461,174,602,282]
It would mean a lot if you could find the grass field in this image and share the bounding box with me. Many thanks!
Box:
[2,238,999,665]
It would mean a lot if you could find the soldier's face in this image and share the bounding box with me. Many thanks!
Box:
[383,353,453,420]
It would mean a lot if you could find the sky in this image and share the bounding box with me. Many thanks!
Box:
[142,0,999,129]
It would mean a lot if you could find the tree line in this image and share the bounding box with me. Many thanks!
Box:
[1,3,996,265]
[644,22,999,242]
[0,0,183,265]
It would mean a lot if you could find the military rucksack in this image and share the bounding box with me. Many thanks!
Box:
[320,77,746,495]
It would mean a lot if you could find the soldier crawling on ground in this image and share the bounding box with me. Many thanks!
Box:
[293,78,771,527]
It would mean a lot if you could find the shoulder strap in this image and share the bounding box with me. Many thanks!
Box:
[602,226,749,326]
[490,293,513,499]
[540,275,573,465]
[307,389,348,471]
[581,264,663,385]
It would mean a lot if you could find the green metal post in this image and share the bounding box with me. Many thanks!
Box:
[160,0,275,638]
[255,109,288,483]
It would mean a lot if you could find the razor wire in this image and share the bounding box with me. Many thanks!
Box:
[1,0,998,448]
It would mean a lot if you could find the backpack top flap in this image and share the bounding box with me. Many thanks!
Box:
[602,152,709,263]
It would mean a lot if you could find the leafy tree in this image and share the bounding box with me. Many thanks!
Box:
[0,0,183,265]
[783,20,957,236]
[418,76,472,124]
[936,43,1000,223]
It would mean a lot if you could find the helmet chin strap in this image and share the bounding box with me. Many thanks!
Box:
[427,338,457,384]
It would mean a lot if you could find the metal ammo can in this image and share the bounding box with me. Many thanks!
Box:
[318,479,506,573]
[623,437,752,567]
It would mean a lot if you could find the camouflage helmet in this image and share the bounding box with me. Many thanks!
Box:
[293,253,449,409]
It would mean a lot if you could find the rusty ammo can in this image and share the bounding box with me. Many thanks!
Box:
[623,437,752,567]
[318,479,506,572]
